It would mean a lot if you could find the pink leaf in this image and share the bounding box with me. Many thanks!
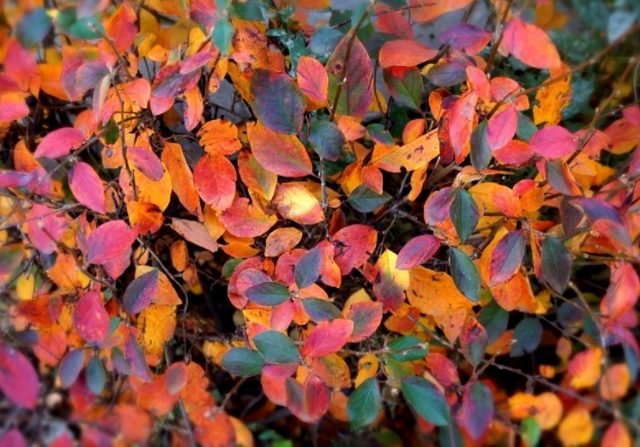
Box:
[486,104,517,150]
[0,343,39,409]
[502,17,561,69]
[396,234,441,270]
[34,127,86,159]
[69,161,106,213]
[73,291,110,345]
[300,319,354,358]
[530,125,578,159]
[87,220,136,265]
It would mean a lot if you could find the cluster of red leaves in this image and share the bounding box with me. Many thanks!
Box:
[0,0,639,446]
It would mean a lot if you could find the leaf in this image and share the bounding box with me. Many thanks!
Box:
[457,382,494,440]
[0,343,39,409]
[87,220,136,265]
[541,236,571,293]
[449,92,478,161]
[273,182,324,225]
[521,418,541,446]
[136,304,176,366]
[194,154,237,211]
[300,319,354,358]
[345,301,383,343]
[396,234,440,270]
[348,185,392,213]
[332,224,378,274]
[198,119,242,156]
[502,17,561,69]
[400,376,450,426]
[122,269,160,315]
[250,69,305,134]
[383,67,423,110]
[348,378,381,429]
[558,408,593,447]
[222,348,264,377]
[459,319,487,367]
[34,127,85,159]
[127,147,164,181]
[69,161,106,214]
[511,318,543,357]
[326,32,373,118]
[308,119,344,161]
[16,8,52,48]
[379,39,437,69]
[170,219,219,252]
[253,331,299,364]
[165,362,189,394]
[213,17,234,54]
[245,282,290,306]
[450,188,479,242]
[302,299,341,322]
[489,230,526,286]
[74,291,110,345]
[601,262,640,321]
[297,56,328,109]
[470,120,491,170]
[86,355,107,395]
[265,227,302,257]
[161,142,201,218]
[57,348,85,389]
[247,121,312,177]
[220,197,277,238]
[387,336,428,362]
[373,250,410,311]
[530,125,577,159]
[568,347,603,389]
[285,374,330,423]
[449,248,481,302]
[295,247,323,289]
[486,104,517,150]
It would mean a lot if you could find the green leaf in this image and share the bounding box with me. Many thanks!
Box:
[16,8,52,48]
[478,301,509,344]
[302,298,341,322]
[251,69,305,134]
[348,378,381,429]
[387,336,427,362]
[542,236,572,293]
[450,188,478,242]
[295,247,322,289]
[69,15,104,40]
[401,376,450,426]
[383,67,423,111]
[449,248,481,302]
[213,18,234,55]
[245,281,290,306]
[308,120,345,161]
[521,417,541,446]
[222,258,242,279]
[348,185,392,213]
[511,318,543,357]
[367,123,395,146]
[516,113,537,142]
[222,348,264,377]
[103,119,120,145]
[253,331,299,364]
[470,121,491,170]
[86,355,106,395]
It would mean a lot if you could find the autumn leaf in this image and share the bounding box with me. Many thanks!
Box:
[86,220,136,265]
[34,127,85,159]
[68,161,106,214]
[0,343,39,409]
[301,319,354,358]
[247,121,313,178]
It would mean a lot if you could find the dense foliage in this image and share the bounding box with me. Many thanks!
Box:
[1,0,639,445]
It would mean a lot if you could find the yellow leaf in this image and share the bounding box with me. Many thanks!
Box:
[354,354,379,388]
[558,407,593,446]
[534,392,563,430]
[407,267,473,342]
[16,271,36,301]
[533,68,571,125]
[137,304,177,366]
[599,363,631,400]
[568,347,603,389]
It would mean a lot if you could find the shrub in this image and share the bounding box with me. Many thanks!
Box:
[0,0,639,445]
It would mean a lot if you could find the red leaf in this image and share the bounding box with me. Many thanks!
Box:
[489,230,526,286]
[396,234,441,270]
[285,374,330,423]
[247,121,313,177]
[194,154,237,211]
[530,125,578,159]
[379,39,438,69]
[486,103,517,150]
[457,381,494,440]
[300,319,354,358]
[170,218,219,252]
[87,220,136,265]
[345,301,383,343]
[26,204,68,254]
[332,224,377,274]
[69,161,106,213]
[601,262,640,321]
[449,92,478,161]
[502,17,561,69]
[34,127,85,159]
[296,56,328,108]
[73,291,110,345]
[0,343,39,409]
[219,197,277,238]
[128,146,164,181]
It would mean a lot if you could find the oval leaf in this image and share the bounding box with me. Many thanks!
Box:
[295,247,323,289]
[300,319,354,358]
[401,376,450,426]
[122,269,160,315]
[245,281,290,306]
[449,248,481,302]
[348,378,382,429]
[253,330,299,364]
[489,230,526,286]
[222,348,264,377]
[69,161,106,213]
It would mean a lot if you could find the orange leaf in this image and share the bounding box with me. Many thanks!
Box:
[273,182,324,225]
[161,141,202,218]
[198,119,242,156]
[379,39,437,69]
[502,17,561,69]
[558,407,593,447]
[247,121,312,177]
[568,347,603,389]
[194,154,237,211]
[297,55,328,109]
[219,197,277,238]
